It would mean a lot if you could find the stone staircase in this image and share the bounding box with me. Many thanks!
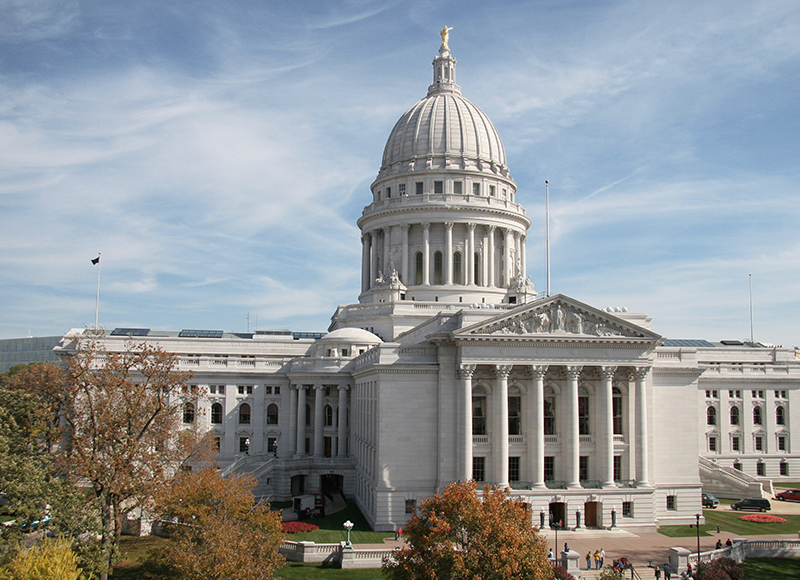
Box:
[699,456,772,498]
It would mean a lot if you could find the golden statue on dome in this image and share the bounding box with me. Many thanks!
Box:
[440,26,453,51]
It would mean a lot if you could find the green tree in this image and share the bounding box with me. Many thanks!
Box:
[156,467,284,580]
[0,537,86,580]
[382,480,552,580]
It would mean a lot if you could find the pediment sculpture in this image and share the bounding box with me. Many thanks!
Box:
[479,302,640,338]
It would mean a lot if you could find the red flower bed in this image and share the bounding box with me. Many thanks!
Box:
[281,521,320,533]
[739,514,787,524]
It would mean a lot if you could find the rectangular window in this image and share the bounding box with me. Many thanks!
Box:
[218,385,225,395]
[613,396,623,434]
[709,437,717,452]
[238,385,244,395]
[473,183,481,196]
[622,501,633,518]
[544,456,555,482]
[666,495,677,511]
[267,437,277,453]
[416,181,423,195]
[274,386,281,395]
[732,437,740,452]
[755,437,763,451]
[453,181,462,194]
[490,185,496,197]
[386,187,391,198]
[473,457,485,482]
[265,386,272,395]
[405,499,417,514]
[239,437,250,454]
[509,457,520,482]
[756,462,765,476]
[578,396,590,435]
[472,396,486,435]
[209,385,216,394]
[579,456,588,481]
[305,438,310,454]
[613,455,622,482]
[434,180,443,194]
[778,436,786,451]
[508,396,521,435]
[324,437,332,458]
[398,183,406,195]
[780,462,789,476]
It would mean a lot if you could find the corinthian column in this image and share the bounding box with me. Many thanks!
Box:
[337,385,349,457]
[632,367,650,486]
[502,228,513,287]
[565,366,583,489]
[467,223,476,285]
[361,234,370,293]
[382,226,391,276]
[445,222,454,285]
[295,385,307,456]
[600,366,618,488]
[401,223,410,284]
[313,385,324,457]
[457,364,476,481]
[494,365,513,487]
[486,225,496,287]
[370,230,379,289]
[422,222,431,286]
[528,365,548,488]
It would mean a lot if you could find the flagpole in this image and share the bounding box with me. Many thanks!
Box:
[749,273,754,343]
[545,180,551,298]
[95,253,101,330]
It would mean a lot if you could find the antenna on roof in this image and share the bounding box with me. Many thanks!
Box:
[545,180,551,298]
[749,274,754,343]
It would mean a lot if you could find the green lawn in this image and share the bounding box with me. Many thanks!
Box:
[658,508,800,537]
[738,557,800,579]
[277,562,384,579]
[284,501,389,544]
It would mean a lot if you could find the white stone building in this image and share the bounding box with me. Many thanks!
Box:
[53,39,799,533]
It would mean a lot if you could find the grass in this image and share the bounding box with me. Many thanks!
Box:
[658,508,800,537]
[113,535,171,580]
[283,501,389,544]
[738,557,800,579]
[277,562,384,579]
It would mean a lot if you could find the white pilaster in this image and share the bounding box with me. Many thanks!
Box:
[337,385,349,457]
[361,234,370,293]
[487,225,496,287]
[288,384,298,458]
[600,366,617,488]
[565,366,582,489]
[467,223,476,285]
[370,230,379,289]
[382,226,391,275]
[494,364,512,487]
[503,227,513,287]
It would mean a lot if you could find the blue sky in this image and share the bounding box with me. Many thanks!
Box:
[1,0,798,347]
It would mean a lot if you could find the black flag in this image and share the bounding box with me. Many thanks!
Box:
[91,256,100,265]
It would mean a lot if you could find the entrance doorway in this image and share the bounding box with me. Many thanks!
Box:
[549,502,566,528]
[584,501,600,527]
[291,474,306,496]
[320,473,343,497]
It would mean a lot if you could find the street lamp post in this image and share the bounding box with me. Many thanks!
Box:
[695,513,701,562]
[343,520,354,548]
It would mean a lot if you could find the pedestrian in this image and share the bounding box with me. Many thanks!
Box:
[600,547,605,567]
[655,566,661,580]
[725,538,732,547]
[715,539,722,549]
[397,528,402,541]
[664,564,671,580]
[594,549,601,569]
[586,552,591,570]
[548,548,554,560]
[686,562,693,578]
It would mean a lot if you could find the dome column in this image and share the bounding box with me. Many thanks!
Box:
[521,234,527,280]
[383,226,391,276]
[401,223,410,284]
[361,234,371,293]
[502,228,513,287]
[445,222,454,285]
[422,222,431,286]
[467,223,476,285]
[486,225,496,287]
[370,229,379,289]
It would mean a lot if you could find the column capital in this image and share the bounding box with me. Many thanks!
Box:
[400,222,410,232]
[313,384,325,391]
[457,363,476,379]
[629,366,650,381]
[466,222,477,232]
[422,221,431,231]
[382,226,390,235]
[445,221,454,231]
[337,385,350,392]
[565,365,583,380]
[494,364,513,379]
[501,226,511,236]
[527,365,549,379]
[293,384,307,391]
[600,366,618,380]
[485,224,496,234]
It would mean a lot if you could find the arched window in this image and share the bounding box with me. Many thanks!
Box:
[211,402,223,424]
[612,387,623,434]
[267,403,279,425]
[472,386,487,435]
[707,406,717,426]
[324,404,334,427]
[474,252,481,286]
[730,406,740,426]
[183,402,195,424]
[753,406,763,425]
[508,386,521,435]
[578,387,590,435]
[453,252,463,285]
[239,403,251,425]
[433,251,443,284]
[776,405,786,426]
[415,252,423,285]
[544,387,556,435]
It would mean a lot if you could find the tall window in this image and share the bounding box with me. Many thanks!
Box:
[415,252,423,285]
[753,406,763,425]
[416,181,423,195]
[578,388,590,435]
[434,180,443,194]
[474,253,481,286]
[544,389,556,435]
[756,462,765,476]
[473,457,485,482]
[709,437,717,452]
[508,387,521,435]
[776,406,786,425]
[732,436,740,451]
[239,437,250,454]
[267,403,279,425]
[324,404,333,426]
[211,402,223,424]
[453,181,462,194]
[433,251,443,284]
[613,455,622,481]
[544,457,555,482]
[730,406,740,426]
[707,406,717,426]
[473,183,481,196]
[238,403,251,425]
[472,387,487,435]
[183,402,195,424]
[755,436,763,451]
[509,457,520,482]
[579,456,588,481]
[453,252,463,285]
[612,388,623,434]
[781,462,789,476]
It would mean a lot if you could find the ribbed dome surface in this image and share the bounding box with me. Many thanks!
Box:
[380,92,507,172]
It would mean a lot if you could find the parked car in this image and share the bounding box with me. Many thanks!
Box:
[702,492,720,508]
[731,498,771,512]
[775,489,800,502]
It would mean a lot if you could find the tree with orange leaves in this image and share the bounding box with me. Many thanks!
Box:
[60,334,209,580]
[382,480,552,580]
[157,467,284,580]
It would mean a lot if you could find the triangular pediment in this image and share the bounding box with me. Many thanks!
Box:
[454,294,661,343]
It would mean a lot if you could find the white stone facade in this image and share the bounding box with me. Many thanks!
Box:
[53,41,799,533]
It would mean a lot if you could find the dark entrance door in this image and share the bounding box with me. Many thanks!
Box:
[584,501,599,527]
[291,474,306,496]
[549,502,566,528]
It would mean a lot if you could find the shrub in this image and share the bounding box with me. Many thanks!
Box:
[738,514,787,523]
[695,557,745,580]
[281,521,320,533]
[552,565,576,580]
[0,537,86,580]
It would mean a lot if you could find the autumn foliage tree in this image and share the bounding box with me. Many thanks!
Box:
[60,334,207,579]
[382,480,552,580]
[157,467,284,580]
